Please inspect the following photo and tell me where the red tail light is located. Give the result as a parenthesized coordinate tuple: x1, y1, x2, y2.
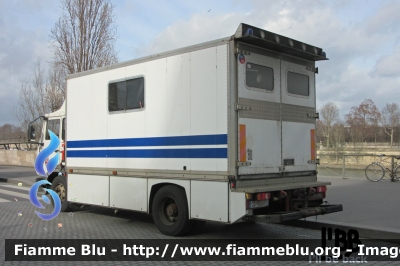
(256, 192, 270, 201)
(316, 186, 327, 193)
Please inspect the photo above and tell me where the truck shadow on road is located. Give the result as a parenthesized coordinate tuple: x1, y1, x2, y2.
(70, 204, 313, 238)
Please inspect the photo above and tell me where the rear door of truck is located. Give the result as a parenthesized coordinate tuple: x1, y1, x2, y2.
(237, 43, 317, 177)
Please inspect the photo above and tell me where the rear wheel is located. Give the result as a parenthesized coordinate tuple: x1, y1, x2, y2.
(51, 176, 72, 212)
(365, 163, 385, 182)
(152, 185, 193, 236)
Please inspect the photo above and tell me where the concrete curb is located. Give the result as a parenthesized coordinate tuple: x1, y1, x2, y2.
(283, 219, 400, 241)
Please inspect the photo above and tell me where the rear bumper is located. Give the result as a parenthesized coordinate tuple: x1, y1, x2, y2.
(244, 204, 343, 223)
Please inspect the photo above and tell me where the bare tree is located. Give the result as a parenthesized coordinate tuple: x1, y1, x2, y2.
(0, 124, 25, 140)
(13, 60, 49, 132)
(319, 102, 339, 148)
(13, 59, 65, 138)
(381, 103, 400, 147)
(46, 62, 66, 112)
(346, 99, 381, 142)
(50, 0, 118, 74)
(331, 120, 345, 148)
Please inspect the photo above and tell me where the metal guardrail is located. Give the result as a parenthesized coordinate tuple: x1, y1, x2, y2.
(0, 138, 39, 150)
(317, 154, 400, 179)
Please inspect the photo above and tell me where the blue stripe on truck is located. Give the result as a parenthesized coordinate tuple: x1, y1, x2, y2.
(67, 148, 228, 158)
(67, 134, 228, 148)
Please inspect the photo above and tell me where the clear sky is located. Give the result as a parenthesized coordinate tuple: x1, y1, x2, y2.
(1, 0, 399, 126)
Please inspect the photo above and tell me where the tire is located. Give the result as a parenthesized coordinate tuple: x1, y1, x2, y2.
(152, 185, 193, 236)
(365, 163, 385, 182)
(51, 176, 72, 212)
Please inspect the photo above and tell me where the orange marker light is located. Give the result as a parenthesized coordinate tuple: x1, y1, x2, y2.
(239, 124, 246, 162)
(310, 129, 316, 160)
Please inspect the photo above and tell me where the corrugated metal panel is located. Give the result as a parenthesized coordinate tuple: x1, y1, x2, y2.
(238, 98, 280, 121)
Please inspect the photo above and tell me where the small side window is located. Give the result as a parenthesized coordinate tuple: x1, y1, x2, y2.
(287, 72, 309, 96)
(109, 77, 144, 111)
(46, 119, 60, 140)
(62, 118, 65, 140)
(246, 63, 274, 91)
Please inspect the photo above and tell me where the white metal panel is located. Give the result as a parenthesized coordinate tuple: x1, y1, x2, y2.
(147, 179, 191, 215)
(190, 47, 217, 135)
(229, 190, 246, 223)
(216, 45, 228, 135)
(67, 77, 95, 141)
(110, 176, 147, 211)
(106, 68, 127, 170)
(191, 181, 228, 222)
(123, 63, 147, 171)
(216, 45, 229, 172)
(89, 71, 110, 169)
(89, 71, 109, 141)
(144, 59, 167, 170)
(166, 54, 191, 171)
(68, 174, 109, 206)
(124, 63, 147, 135)
(282, 122, 316, 172)
(238, 119, 281, 175)
(190, 47, 218, 171)
(67, 76, 95, 168)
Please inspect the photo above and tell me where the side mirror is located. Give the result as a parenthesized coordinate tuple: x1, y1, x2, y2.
(28, 125, 36, 141)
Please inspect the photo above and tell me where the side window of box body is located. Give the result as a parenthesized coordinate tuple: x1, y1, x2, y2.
(286, 71, 309, 97)
(108, 77, 145, 112)
(245, 62, 274, 92)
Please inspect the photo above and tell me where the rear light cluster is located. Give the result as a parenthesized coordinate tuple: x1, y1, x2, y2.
(256, 192, 270, 200)
(308, 186, 327, 200)
(245, 192, 270, 209)
(245, 192, 271, 201)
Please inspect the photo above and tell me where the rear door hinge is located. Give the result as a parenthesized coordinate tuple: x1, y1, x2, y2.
(237, 161, 251, 167)
(307, 112, 319, 119)
(306, 66, 318, 74)
(235, 104, 251, 111)
(308, 159, 320, 165)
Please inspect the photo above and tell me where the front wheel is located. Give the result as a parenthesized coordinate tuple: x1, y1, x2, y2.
(365, 163, 385, 182)
(51, 176, 73, 212)
(152, 185, 193, 236)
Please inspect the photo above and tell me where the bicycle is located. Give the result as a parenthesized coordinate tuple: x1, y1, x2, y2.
(365, 154, 400, 182)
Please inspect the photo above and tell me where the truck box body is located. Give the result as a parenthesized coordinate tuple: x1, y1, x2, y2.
(35, 24, 341, 234)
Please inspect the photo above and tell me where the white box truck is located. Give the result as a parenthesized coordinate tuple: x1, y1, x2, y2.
(29, 23, 342, 236)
